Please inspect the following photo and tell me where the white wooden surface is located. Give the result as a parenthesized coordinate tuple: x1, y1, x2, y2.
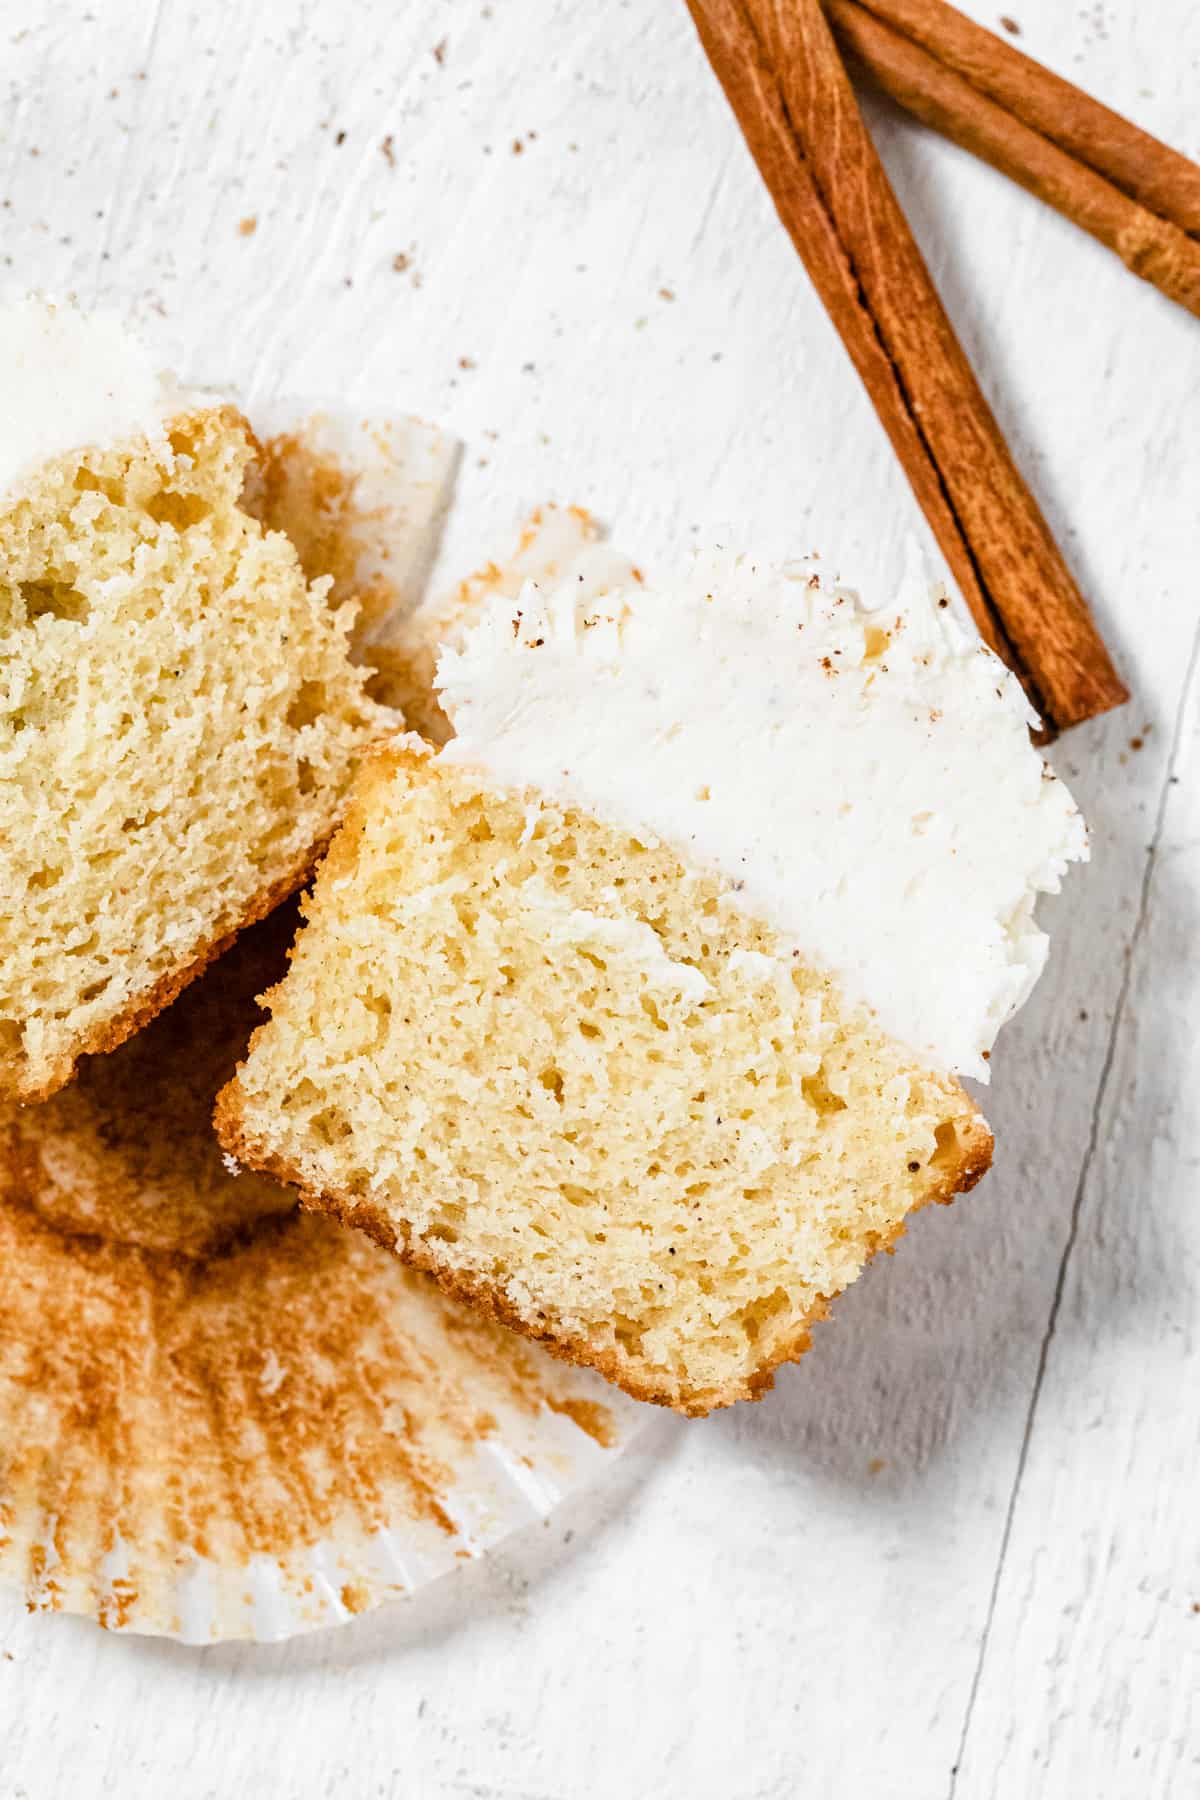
(1, 2, 1198, 1794)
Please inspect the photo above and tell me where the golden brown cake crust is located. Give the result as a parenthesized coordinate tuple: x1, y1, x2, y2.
(215, 1084, 992, 1418)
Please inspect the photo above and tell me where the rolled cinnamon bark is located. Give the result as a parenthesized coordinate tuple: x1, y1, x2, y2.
(828, 0, 1200, 319)
(684, 0, 1128, 731)
(838, 0, 1200, 235)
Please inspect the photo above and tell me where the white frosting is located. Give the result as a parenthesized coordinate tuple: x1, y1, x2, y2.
(437, 552, 1088, 1079)
(0, 296, 201, 496)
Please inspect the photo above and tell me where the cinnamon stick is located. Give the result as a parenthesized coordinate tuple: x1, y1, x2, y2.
(827, 0, 1200, 319)
(836, 0, 1200, 236)
(684, 0, 1127, 732)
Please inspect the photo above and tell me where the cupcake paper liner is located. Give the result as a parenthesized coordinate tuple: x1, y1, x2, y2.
(245, 401, 459, 652)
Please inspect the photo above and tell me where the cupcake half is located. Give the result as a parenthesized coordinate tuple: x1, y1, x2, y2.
(217, 554, 1086, 1414)
(0, 300, 393, 1101)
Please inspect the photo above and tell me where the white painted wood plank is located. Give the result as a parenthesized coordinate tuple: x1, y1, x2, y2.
(0, 1, 1197, 1794)
(953, 642, 1200, 1798)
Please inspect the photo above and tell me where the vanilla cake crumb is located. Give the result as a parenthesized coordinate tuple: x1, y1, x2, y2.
(218, 746, 992, 1413)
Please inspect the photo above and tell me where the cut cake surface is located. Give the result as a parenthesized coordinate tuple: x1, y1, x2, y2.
(0, 404, 392, 1101)
(217, 745, 992, 1415)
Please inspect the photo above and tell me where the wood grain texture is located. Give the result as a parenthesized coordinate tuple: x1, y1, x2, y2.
(953, 630, 1200, 1798)
(0, 1, 1197, 1795)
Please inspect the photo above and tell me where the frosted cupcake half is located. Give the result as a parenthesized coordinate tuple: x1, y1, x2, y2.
(217, 556, 1085, 1414)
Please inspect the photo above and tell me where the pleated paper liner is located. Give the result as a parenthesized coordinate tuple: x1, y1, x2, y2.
(243, 401, 459, 655)
(0, 911, 641, 1643)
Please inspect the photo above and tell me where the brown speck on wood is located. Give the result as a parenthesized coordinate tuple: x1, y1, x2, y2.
(237, 216, 257, 237)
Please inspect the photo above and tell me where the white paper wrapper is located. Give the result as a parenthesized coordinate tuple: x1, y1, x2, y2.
(243, 400, 460, 652)
(160, 1389, 640, 1645)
